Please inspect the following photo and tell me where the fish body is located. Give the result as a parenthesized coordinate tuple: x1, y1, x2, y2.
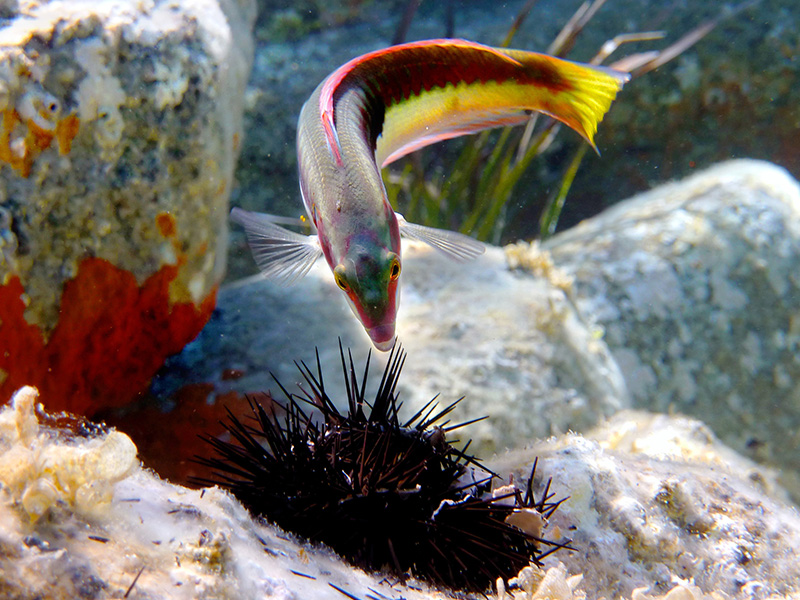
(295, 80, 404, 349)
(232, 39, 628, 351)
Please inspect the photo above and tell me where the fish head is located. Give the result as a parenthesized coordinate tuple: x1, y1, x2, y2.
(333, 232, 402, 352)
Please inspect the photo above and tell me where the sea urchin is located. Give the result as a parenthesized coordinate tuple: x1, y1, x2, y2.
(194, 343, 571, 592)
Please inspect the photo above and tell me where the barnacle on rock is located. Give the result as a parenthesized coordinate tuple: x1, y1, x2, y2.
(195, 343, 572, 592)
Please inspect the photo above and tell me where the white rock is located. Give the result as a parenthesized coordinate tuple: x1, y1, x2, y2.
(3, 388, 798, 599)
(493, 410, 800, 600)
(0, 0, 256, 331)
(541, 160, 800, 498)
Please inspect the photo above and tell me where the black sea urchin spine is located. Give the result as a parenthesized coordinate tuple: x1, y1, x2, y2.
(195, 343, 572, 592)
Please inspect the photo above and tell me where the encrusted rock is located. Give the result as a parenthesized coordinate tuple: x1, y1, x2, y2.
(0, 0, 256, 414)
(0, 387, 136, 521)
(0, 386, 450, 599)
(494, 410, 800, 599)
(2, 387, 798, 599)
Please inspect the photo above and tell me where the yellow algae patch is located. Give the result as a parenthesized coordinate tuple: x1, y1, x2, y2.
(55, 113, 80, 154)
(0, 386, 137, 520)
(505, 240, 574, 292)
(0, 81, 80, 177)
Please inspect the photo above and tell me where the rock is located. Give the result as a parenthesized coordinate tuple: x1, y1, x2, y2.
(0, 386, 438, 600)
(538, 159, 800, 498)
(3, 387, 798, 599)
(0, 0, 256, 415)
(150, 242, 629, 463)
(0, 386, 137, 521)
(494, 410, 800, 600)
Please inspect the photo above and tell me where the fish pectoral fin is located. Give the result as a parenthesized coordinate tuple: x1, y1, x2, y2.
(231, 207, 323, 285)
(396, 213, 485, 262)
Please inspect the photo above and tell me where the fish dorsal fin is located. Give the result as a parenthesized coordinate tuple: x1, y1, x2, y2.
(231, 208, 323, 285)
(318, 38, 627, 168)
(396, 213, 485, 262)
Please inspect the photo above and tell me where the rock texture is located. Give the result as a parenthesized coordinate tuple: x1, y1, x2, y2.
(495, 411, 800, 600)
(539, 159, 800, 498)
(3, 387, 798, 600)
(0, 387, 438, 600)
(0, 0, 256, 414)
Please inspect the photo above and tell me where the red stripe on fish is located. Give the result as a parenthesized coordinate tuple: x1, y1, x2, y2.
(318, 39, 576, 156)
(321, 110, 344, 167)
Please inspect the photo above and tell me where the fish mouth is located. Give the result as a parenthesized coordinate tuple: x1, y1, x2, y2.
(367, 324, 396, 352)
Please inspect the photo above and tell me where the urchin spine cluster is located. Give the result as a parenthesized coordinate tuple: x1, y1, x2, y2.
(195, 344, 571, 592)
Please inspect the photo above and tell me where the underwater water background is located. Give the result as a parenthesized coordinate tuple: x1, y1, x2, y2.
(229, 0, 799, 280)
(3, 2, 800, 596)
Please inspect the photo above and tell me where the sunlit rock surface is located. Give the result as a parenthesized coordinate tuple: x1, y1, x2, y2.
(538, 159, 800, 498)
(2, 388, 798, 599)
(0, 0, 256, 413)
(0, 387, 437, 600)
(496, 410, 800, 600)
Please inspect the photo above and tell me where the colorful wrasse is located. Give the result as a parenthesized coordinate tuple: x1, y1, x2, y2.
(232, 38, 628, 351)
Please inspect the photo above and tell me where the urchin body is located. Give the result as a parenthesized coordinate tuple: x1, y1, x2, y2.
(196, 345, 570, 592)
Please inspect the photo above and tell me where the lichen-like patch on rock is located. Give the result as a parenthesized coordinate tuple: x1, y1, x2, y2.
(0, 257, 217, 415)
(0, 85, 80, 177)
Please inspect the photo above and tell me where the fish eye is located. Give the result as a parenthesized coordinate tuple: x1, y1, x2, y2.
(389, 258, 401, 281)
(334, 265, 349, 291)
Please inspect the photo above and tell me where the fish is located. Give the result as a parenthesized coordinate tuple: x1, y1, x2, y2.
(232, 38, 628, 351)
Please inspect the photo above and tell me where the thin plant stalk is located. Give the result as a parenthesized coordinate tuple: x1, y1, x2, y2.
(539, 143, 589, 238)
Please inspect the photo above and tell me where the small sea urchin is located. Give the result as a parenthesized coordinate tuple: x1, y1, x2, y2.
(195, 344, 571, 592)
